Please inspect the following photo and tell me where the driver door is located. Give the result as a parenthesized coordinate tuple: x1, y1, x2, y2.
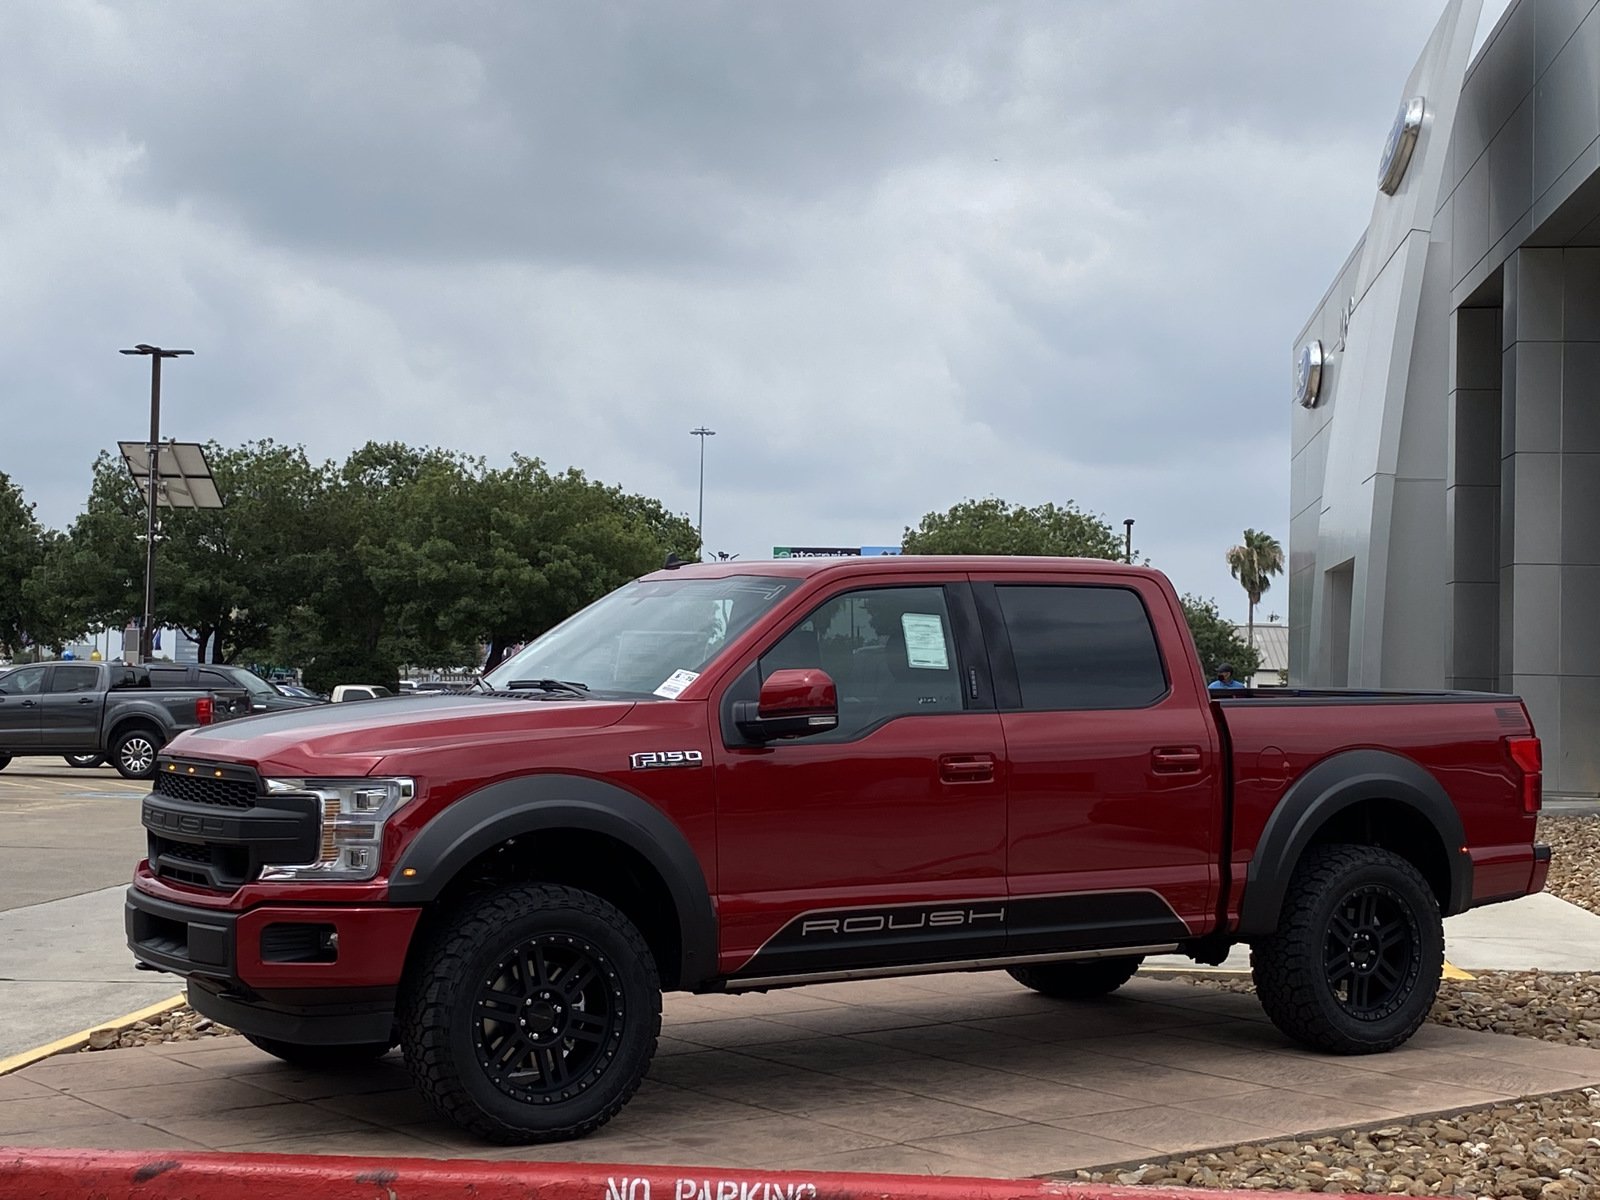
(712, 579, 1008, 980)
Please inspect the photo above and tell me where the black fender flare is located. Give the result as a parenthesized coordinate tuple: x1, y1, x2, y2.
(1237, 748, 1470, 937)
(387, 774, 718, 988)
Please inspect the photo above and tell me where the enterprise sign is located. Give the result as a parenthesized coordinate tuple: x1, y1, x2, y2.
(772, 546, 902, 558)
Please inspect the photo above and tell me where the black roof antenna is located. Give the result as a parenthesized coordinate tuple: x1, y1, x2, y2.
(663, 552, 685, 570)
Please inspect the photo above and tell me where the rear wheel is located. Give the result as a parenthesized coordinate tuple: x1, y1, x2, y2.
(244, 1034, 393, 1067)
(400, 883, 661, 1143)
(1251, 844, 1442, 1055)
(64, 754, 105, 769)
(1008, 955, 1144, 999)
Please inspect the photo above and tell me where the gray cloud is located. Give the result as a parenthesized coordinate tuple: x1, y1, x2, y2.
(1, 0, 1500, 621)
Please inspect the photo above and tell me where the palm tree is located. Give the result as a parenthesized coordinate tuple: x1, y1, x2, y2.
(1226, 529, 1285, 657)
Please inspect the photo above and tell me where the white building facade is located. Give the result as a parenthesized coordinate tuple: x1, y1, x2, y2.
(1292, 0, 1600, 796)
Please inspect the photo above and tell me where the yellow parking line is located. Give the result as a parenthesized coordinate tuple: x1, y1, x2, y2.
(0, 995, 184, 1076)
(1443, 960, 1475, 980)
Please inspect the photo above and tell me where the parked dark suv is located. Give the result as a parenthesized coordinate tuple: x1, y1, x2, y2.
(144, 664, 323, 714)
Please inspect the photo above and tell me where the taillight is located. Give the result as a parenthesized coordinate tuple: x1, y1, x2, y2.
(1505, 735, 1542, 814)
(195, 696, 214, 726)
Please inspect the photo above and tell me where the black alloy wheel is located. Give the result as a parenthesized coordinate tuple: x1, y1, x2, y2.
(1252, 843, 1442, 1055)
(473, 933, 623, 1106)
(401, 883, 660, 1143)
(1323, 884, 1419, 1020)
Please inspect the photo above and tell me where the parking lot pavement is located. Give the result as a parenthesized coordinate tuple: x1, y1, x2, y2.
(3, 974, 1599, 1174)
(0, 765, 176, 1059)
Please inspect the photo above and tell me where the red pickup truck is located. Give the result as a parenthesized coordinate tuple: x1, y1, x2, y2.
(126, 557, 1550, 1143)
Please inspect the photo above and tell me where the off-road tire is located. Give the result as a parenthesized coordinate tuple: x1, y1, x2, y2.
(1251, 843, 1442, 1055)
(64, 754, 105, 769)
(111, 727, 163, 779)
(243, 1034, 393, 1066)
(0, 754, 10, 771)
(399, 883, 661, 1144)
(1008, 955, 1144, 999)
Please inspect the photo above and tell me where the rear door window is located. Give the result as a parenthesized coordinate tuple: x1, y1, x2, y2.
(996, 585, 1168, 711)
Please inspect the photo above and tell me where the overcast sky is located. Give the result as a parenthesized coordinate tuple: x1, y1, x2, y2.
(2, 0, 1511, 623)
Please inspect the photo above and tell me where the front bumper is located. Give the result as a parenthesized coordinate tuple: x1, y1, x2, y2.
(125, 882, 423, 1044)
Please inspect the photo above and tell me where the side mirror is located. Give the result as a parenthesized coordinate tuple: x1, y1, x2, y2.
(734, 668, 839, 742)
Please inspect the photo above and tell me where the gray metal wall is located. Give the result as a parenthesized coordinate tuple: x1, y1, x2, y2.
(1292, 0, 1600, 795)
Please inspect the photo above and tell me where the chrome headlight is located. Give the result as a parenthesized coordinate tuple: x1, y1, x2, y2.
(258, 777, 415, 882)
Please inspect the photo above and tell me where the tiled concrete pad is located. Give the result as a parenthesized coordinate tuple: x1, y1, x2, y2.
(7, 975, 1600, 1178)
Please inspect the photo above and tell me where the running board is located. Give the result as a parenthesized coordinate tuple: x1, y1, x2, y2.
(720, 943, 1180, 992)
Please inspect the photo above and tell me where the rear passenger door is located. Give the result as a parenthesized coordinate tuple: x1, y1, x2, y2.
(973, 574, 1223, 951)
(39, 664, 102, 749)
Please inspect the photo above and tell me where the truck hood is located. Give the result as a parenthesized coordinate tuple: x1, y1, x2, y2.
(164, 693, 638, 776)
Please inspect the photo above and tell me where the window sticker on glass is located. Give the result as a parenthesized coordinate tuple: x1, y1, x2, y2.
(653, 669, 700, 699)
(901, 613, 950, 670)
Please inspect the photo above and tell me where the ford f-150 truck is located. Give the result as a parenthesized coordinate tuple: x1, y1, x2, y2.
(0, 660, 247, 778)
(125, 557, 1550, 1143)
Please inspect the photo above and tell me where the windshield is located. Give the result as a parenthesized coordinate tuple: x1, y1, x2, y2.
(484, 574, 798, 697)
(233, 669, 281, 699)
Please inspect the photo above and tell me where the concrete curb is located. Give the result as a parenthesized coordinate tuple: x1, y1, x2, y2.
(0, 1149, 1325, 1200)
(0, 995, 185, 1077)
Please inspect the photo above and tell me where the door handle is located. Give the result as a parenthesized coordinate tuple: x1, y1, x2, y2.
(20, 700, 36, 708)
(77, 697, 95, 705)
(940, 753, 995, 783)
(1151, 747, 1203, 774)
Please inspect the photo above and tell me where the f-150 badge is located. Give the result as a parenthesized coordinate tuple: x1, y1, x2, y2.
(630, 750, 704, 769)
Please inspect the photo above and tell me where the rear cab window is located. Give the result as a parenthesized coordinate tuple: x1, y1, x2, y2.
(988, 583, 1170, 711)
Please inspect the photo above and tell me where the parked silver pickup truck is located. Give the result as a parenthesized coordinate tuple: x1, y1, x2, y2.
(0, 661, 248, 779)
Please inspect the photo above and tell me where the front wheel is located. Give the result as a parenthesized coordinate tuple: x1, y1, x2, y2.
(1008, 955, 1144, 999)
(1251, 844, 1442, 1055)
(244, 1034, 394, 1067)
(112, 728, 163, 779)
(400, 883, 661, 1144)
(64, 754, 106, 769)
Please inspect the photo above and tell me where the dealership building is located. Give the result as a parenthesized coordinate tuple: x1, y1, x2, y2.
(1291, 0, 1600, 795)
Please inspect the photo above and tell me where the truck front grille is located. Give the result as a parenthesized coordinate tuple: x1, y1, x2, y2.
(154, 771, 257, 809)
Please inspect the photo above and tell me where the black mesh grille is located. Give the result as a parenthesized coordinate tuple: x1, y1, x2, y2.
(154, 772, 257, 809)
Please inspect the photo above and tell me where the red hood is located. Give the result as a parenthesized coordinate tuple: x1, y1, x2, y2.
(165, 693, 638, 777)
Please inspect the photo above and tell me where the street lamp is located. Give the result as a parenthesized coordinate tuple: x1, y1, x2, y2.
(1123, 518, 1135, 565)
(120, 344, 193, 661)
(690, 426, 716, 556)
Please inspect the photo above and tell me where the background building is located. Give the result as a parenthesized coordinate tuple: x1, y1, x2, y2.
(1292, 0, 1600, 796)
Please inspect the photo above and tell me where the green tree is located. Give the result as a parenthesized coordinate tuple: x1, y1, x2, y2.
(901, 497, 1123, 558)
(1225, 529, 1285, 650)
(0, 472, 45, 657)
(1181, 593, 1260, 682)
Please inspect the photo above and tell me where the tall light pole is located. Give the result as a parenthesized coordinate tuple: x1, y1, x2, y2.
(1123, 518, 1135, 565)
(690, 426, 715, 556)
(120, 344, 193, 661)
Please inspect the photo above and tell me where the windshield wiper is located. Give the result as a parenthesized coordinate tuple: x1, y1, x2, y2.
(504, 678, 591, 696)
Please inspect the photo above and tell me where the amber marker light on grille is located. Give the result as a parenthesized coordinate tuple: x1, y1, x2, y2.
(402, 868, 418, 877)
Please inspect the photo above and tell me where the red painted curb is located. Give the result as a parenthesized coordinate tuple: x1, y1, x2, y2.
(0, 1148, 1325, 1200)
